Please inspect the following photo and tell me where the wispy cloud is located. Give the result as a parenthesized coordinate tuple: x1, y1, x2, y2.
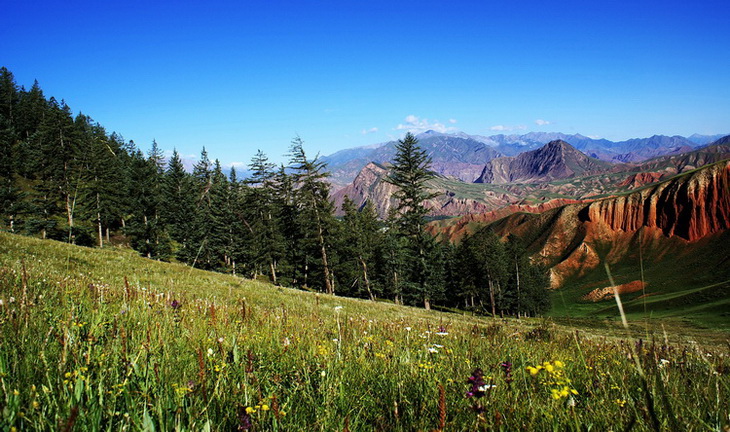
(361, 127, 379, 135)
(490, 124, 527, 132)
(535, 119, 551, 126)
(396, 115, 458, 134)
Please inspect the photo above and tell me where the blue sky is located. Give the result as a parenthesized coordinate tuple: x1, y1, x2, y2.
(2, 0, 728, 167)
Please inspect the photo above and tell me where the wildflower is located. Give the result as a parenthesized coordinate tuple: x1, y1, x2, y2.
(334, 306, 343, 311)
(238, 406, 253, 430)
(659, 359, 670, 367)
(466, 368, 488, 398)
(526, 366, 540, 376)
(428, 347, 439, 353)
(436, 325, 448, 336)
(405, 327, 412, 332)
(261, 404, 270, 411)
(207, 348, 214, 357)
(500, 361, 513, 385)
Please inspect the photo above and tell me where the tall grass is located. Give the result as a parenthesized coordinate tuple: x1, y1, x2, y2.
(0, 232, 728, 430)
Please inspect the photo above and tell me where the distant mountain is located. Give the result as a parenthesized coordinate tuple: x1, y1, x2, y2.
(322, 131, 714, 188)
(474, 140, 614, 184)
(321, 132, 502, 187)
(688, 133, 729, 146)
(616, 135, 730, 185)
(331, 162, 523, 218)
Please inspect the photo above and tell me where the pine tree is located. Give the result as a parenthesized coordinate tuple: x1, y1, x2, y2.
(384, 132, 440, 309)
(160, 149, 195, 251)
(74, 114, 126, 247)
(0, 67, 20, 231)
(288, 137, 337, 294)
(125, 142, 170, 259)
(340, 198, 384, 300)
(242, 150, 284, 281)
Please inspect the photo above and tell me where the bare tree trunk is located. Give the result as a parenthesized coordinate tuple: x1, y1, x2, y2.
(488, 277, 496, 317)
(359, 257, 374, 301)
(424, 298, 431, 310)
(393, 270, 400, 304)
(96, 192, 103, 248)
(313, 206, 333, 295)
(515, 260, 521, 317)
(270, 261, 278, 285)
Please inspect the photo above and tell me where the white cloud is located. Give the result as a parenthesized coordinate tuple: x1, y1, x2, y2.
(361, 127, 379, 135)
(490, 124, 527, 132)
(535, 119, 551, 126)
(395, 115, 457, 134)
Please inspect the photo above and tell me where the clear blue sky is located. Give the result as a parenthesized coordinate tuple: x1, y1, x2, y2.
(2, 0, 728, 167)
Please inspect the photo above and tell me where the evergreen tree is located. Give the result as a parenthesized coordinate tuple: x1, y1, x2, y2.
(0, 68, 20, 230)
(180, 147, 219, 268)
(160, 149, 195, 252)
(339, 197, 384, 300)
(242, 150, 285, 281)
(125, 142, 170, 259)
(74, 114, 126, 247)
(288, 137, 337, 294)
(384, 132, 440, 309)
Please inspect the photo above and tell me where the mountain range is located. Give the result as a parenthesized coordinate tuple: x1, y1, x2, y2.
(321, 131, 724, 187)
(428, 159, 730, 319)
(331, 135, 730, 219)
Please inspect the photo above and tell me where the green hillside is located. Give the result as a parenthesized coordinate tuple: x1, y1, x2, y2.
(0, 232, 728, 430)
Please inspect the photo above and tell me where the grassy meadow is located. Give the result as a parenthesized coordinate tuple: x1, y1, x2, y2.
(0, 231, 728, 431)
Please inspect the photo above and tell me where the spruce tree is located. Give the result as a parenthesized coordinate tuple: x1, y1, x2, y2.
(288, 137, 337, 294)
(385, 132, 440, 309)
(340, 198, 383, 300)
(243, 150, 284, 281)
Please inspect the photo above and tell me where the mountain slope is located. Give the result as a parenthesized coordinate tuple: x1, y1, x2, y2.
(474, 140, 615, 184)
(474, 160, 730, 320)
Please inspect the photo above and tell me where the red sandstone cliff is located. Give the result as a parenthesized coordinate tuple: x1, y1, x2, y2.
(582, 160, 730, 241)
(455, 160, 730, 288)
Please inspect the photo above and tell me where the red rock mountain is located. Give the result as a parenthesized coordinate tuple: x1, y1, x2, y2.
(434, 160, 730, 289)
(331, 162, 520, 218)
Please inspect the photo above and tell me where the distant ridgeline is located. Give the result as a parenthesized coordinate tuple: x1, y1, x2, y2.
(0, 67, 551, 316)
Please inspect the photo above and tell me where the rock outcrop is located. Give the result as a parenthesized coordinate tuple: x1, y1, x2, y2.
(446, 160, 730, 291)
(617, 172, 663, 189)
(581, 160, 730, 241)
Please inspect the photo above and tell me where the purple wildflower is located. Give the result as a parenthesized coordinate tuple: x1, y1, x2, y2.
(171, 299, 182, 310)
(466, 368, 487, 398)
(500, 361, 513, 386)
(237, 406, 253, 430)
